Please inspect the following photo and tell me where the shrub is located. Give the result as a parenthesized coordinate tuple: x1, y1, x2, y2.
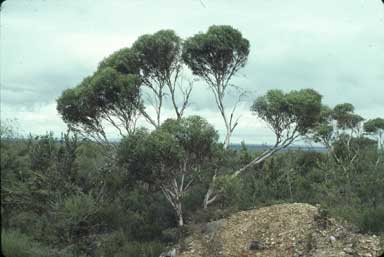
(358, 207, 384, 234)
(1, 230, 75, 257)
(115, 241, 165, 257)
(1, 230, 35, 257)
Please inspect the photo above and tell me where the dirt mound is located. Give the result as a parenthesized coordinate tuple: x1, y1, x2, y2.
(178, 203, 383, 257)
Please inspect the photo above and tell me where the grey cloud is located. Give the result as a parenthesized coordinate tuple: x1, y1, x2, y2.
(1, 0, 383, 142)
(2, 66, 92, 107)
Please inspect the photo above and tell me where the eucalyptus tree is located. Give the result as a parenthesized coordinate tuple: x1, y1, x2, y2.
(364, 118, 384, 151)
(311, 102, 379, 204)
(57, 29, 193, 144)
(312, 103, 365, 166)
(311, 104, 383, 205)
(182, 25, 250, 148)
(237, 89, 322, 174)
(118, 116, 218, 226)
(203, 88, 323, 208)
(132, 29, 192, 125)
(57, 68, 142, 145)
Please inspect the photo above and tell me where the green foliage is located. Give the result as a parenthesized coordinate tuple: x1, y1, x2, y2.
(4, 25, 384, 257)
(364, 118, 384, 150)
(56, 79, 99, 131)
(332, 103, 364, 130)
(239, 141, 252, 164)
(2, 230, 37, 257)
(98, 47, 139, 74)
(182, 25, 250, 147)
(182, 25, 249, 80)
(358, 208, 384, 234)
(364, 118, 384, 133)
(2, 110, 384, 257)
(251, 89, 322, 136)
(119, 116, 219, 185)
(57, 67, 142, 138)
(54, 193, 99, 226)
(88, 68, 141, 113)
(132, 29, 182, 80)
(1, 230, 75, 257)
(115, 241, 165, 257)
(160, 116, 219, 162)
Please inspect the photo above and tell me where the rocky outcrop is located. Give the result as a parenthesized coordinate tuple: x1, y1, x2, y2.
(177, 203, 383, 257)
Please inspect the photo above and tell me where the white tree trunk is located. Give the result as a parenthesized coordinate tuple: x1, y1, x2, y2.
(176, 203, 184, 226)
(203, 184, 215, 209)
(223, 130, 232, 149)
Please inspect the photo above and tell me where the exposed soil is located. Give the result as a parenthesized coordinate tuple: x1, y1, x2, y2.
(177, 203, 383, 257)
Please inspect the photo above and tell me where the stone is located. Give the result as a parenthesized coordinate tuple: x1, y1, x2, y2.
(247, 240, 266, 251)
(176, 203, 382, 257)
(159, 248, 177, 257)
(342, 247, 354, 254)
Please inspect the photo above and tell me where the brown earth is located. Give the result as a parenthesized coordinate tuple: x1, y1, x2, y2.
(177, 203, 383, 257)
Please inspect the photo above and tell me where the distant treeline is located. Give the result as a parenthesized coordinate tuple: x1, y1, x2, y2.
(230, 144, 327, 152)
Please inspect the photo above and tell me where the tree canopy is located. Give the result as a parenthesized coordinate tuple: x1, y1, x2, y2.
(182, 25, 250, 148)
(234, 88, 322, 175)
(182, 25, 249, 83)
(364, 118, 384, 150)
(57, 68, 142, 142)
(58, 29, 193, 137)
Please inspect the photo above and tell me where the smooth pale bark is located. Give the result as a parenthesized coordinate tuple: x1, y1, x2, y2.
(203, 174, 217, 209)
(166, 69, 193, 120)
(223, 131, 232, 150)
(176, 202, 184, 227)
(161, 175, 193, 226)
(201, 68, 243, 149)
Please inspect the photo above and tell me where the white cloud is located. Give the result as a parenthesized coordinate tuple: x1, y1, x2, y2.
(1, 102, 67, 136)
(1, 0, 383, 144)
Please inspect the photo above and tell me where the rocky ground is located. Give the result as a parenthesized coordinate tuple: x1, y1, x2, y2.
(176, 203, 383, 257)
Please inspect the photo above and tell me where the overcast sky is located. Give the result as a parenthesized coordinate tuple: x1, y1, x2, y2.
(1, 0, 383, 144)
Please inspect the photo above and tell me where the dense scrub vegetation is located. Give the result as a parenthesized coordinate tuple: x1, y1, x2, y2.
(1, 117, 383, 257)
(2, 25, 383, 256)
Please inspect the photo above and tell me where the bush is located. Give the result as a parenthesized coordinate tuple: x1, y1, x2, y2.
(1, 230, 35, 257)
(358, 207, 384, 234)
(192, 207, 233, 224)
(161, 228, 178, 243)
(115, 241, 165, 257)
(95, 230, 127, 257)
(1, 230, 75, 257)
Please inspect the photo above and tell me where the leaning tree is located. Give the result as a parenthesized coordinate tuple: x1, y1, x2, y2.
(57, 68, 142, 145)
(203, 88, 323, 208)
(58, 29, 193, 144)
(182, 25, 250, 149)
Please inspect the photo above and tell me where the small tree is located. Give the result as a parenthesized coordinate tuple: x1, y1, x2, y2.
(364, 118, 384, 151)
(119, 116, 218, 226)
(312, 103, 366, 169)
(203, 88, 323, 208)
(182, 25, 250, 148)
(236, 89, 322, 173)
